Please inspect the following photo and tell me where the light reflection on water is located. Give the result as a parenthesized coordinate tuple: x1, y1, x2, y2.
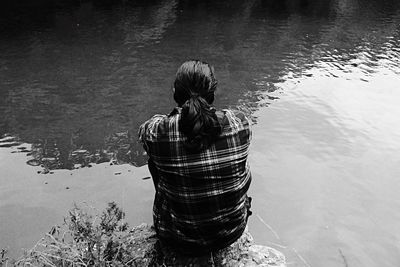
(1, 0, 400, 265)
(250, 64, 400, 266)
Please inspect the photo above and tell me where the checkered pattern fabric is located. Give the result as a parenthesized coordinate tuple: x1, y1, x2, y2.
(138, 107, 252, 254)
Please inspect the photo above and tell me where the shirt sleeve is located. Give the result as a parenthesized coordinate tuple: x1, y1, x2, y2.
(231, 109, 252, 142)
(138, 120, 150, 152)
(243, 113, 252, 142)
(138, 114, 166, 152)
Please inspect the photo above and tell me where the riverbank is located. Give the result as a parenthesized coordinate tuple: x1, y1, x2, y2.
(0, 146, 286, 266)
(125, 224, 286, 266)
(2, 200, 285, 266)
(0, 144, 154, 258)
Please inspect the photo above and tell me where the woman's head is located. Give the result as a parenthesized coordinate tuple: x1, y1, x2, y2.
(173, 60, 221, 151)
(173, 60, 217, 106)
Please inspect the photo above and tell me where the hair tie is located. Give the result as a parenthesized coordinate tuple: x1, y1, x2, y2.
(190, 93, 200, 99)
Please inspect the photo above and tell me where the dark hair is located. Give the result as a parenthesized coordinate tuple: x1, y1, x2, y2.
(173, 60, 221, 151)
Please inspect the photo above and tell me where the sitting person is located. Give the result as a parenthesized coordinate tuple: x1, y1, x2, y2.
(138, 60, 252, 255)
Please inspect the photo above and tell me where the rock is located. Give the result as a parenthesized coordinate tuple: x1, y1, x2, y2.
(125, 224, 286, 267)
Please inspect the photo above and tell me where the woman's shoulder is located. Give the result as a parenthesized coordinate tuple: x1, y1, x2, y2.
(140, 114, 168, 129)
(217, 109, 251, 127)
(140, 108, 180, 128)
(215, 109, 252, 142)
(138, 112, 178, 141)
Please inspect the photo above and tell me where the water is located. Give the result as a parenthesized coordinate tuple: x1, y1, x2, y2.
(1, 0, 400, 266)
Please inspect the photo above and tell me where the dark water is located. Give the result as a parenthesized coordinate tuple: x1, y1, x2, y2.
(1, 0, 400, 266)
(2, 0, 397, 170)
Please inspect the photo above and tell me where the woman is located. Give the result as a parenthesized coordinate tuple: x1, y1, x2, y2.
(138, 60, 252, 255)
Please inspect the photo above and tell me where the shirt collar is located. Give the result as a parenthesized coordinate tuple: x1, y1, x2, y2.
(168, 107, 182, 117)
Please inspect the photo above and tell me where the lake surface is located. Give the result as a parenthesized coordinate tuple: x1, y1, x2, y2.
(1, 0, 400, 266)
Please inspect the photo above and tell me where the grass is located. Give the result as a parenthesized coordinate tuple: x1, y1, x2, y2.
(0, 202, 148, 267)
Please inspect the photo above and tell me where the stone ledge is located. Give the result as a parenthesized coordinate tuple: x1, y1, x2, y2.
(126, 223, 286, 266)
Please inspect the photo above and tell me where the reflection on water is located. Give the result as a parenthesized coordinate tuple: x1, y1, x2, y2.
(249, 66, 400, 266)
(0, 130, 146, 173)
(1, 0, 400, 265)
(2, 0, 399, 168)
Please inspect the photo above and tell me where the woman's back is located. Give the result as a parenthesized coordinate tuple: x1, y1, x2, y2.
(139, 108, 251, 254)
(138, 60, 252, 255)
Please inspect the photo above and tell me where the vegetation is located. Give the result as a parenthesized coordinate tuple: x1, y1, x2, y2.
(0, 202, 287, 266)
(1, 202, 148, 267)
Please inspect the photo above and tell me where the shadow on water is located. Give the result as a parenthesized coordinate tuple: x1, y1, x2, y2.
(0, 0, 400, 170)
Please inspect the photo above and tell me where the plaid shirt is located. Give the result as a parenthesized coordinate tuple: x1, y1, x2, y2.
(138, 107, 252, 254)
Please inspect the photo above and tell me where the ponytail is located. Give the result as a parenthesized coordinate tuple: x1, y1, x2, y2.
(173, 60, 221, 151)
(180, 95, 221, 151)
